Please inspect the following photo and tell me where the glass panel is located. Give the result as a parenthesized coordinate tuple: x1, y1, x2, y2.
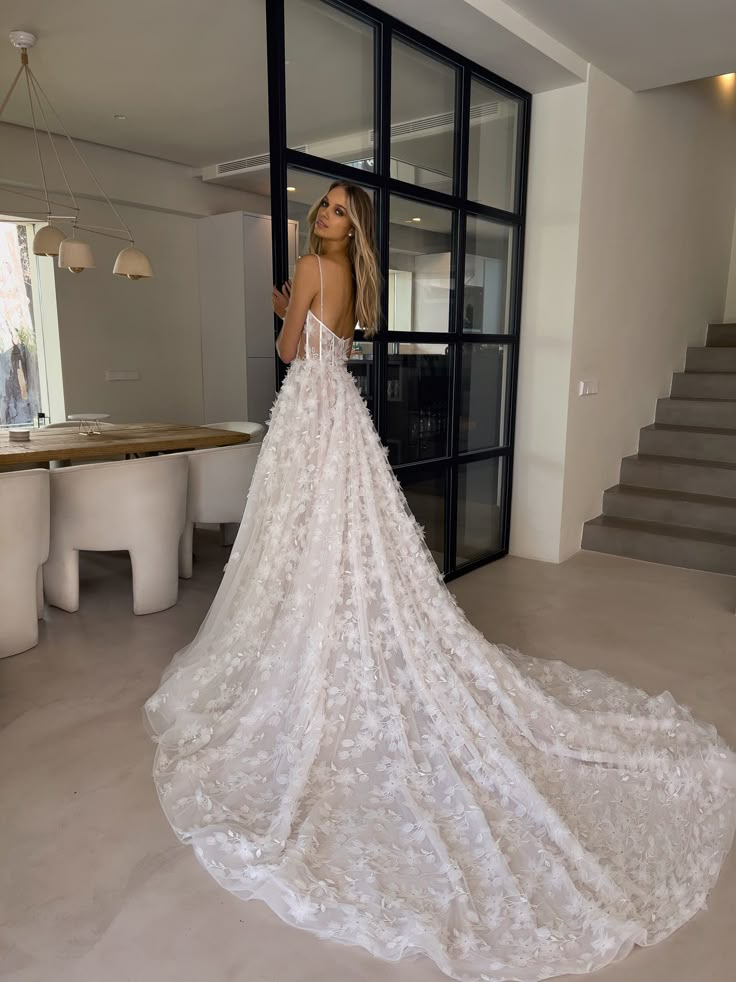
(391, 39, 456, 194)
(468, 78, 520, 212)
(385, 342, 450, 465)
(457, 457, 504, 564)
(463, 216, 513, 335)
(399, 463, 446, 571)
(389, 197, 453, 333)
(285, 0, 375, 170)
(459, 343, 509, 452)
(286, 169, 376, 275)
(347, 340, 374, 412)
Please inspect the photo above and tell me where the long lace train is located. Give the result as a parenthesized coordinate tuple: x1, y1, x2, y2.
(145, 329, 736, 982)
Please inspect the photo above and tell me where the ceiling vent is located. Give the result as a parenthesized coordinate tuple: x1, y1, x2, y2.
(200, 102, 504, 185)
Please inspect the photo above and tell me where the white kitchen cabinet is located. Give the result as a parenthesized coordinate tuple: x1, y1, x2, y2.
(197, 212, 298, 426)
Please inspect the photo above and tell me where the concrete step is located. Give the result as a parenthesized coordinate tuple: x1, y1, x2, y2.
(671, 372, 736, 399)
(620, 454, 736, 499)
(602, 484, 736, 535)
(706, 323, 736, 347)
(655, 397, 736, 429)
(582, 515, 736, 576)
(639, 423, 736, 463)
(686, 346, 736, 372)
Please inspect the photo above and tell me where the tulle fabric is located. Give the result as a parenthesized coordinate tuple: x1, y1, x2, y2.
(145, 313, 736, 982)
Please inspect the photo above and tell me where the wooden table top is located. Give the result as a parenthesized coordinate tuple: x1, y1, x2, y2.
(0, 422, 251, 466)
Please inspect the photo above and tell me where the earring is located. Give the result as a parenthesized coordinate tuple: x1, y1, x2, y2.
(349, 231, 354, 238)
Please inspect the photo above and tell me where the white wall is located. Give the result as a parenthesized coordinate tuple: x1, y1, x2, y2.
(510, 82, 588, 562)
(559, 69, 736, 558)
(51, 200, 207, 423)
(724, 207, 736, 321)
(513, 70, 736, 563)
(0, 122, 270, 423)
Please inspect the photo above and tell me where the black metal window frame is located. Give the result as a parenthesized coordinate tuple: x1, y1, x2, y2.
(267, 0, 532, 582)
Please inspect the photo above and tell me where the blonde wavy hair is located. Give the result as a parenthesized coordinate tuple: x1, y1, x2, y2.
(307, 181, 380, 337)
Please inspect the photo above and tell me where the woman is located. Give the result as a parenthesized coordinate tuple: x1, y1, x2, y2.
(145, 182, 736, 982)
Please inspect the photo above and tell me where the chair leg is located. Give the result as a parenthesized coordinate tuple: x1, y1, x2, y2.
(179, 522, 194, 579)
(36, 566, 44, 619)
(220, 522, 239, 547)
(43, 547, 80, 612)
(130, 542, 180, 615)
(0, 569, 40, 657)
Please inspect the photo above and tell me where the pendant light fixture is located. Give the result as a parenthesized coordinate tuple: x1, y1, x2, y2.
(0, 30, 153, 279)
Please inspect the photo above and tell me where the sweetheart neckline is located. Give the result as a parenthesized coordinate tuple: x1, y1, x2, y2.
(306, 309, 354, 344)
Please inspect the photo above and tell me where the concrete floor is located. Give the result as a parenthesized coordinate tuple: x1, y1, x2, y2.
(1, 536, 734, 982)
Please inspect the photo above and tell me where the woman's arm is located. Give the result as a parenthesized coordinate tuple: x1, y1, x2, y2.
(275, 255, 320, 364)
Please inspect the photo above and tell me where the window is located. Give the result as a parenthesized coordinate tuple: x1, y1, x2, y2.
(0, 220, 63, 426)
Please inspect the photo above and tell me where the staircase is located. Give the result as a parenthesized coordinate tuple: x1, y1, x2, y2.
(582, 322, 736, 575)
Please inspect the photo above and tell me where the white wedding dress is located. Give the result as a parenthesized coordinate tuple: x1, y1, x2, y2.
(145, 259, 736, 982)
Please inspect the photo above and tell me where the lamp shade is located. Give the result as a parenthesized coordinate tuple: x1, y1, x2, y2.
(113, 246, 153, 280)
(58, 238, 95, 273)
(33, 223, 66, 257)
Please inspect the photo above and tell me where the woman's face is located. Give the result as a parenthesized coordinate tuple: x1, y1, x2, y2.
(313, 186, 352, 242)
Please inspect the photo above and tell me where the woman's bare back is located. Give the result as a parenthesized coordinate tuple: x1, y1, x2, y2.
(309, 255, 355, 339)
(294, 255, 355, 360)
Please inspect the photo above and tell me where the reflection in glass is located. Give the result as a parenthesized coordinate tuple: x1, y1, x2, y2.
(391, 39, 456, 194)
(468, 78, 520, 212)
(285, 0, 375, 170)
(347, 341, 374, 411)
(385, 343, 450, 465)
(463, 217, 513, 335)
(399, 463, 446, 570)
(459, 344, 508, 452)
(457, 457, 504, 564)
(389, 198, 453, 333)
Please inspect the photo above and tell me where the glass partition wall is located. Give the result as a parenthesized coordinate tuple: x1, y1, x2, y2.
(267, 0, 530, 580)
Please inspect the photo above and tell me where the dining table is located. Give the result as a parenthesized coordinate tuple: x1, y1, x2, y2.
(0, 422, 251, 467)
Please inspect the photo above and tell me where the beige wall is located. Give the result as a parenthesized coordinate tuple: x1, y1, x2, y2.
(559, 69, 736, 558)
(0, 122, 269, 423)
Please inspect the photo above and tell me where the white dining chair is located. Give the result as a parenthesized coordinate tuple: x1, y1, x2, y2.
(204, 421, 266, 443)
(0, 469, 50, 657)
(44, 454, 188, 615)
(0, 463, 49, 472)
(177, 442, 261, 578)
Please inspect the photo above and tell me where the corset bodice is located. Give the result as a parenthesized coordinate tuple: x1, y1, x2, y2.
(293, 254, 354, 366)
(296, 310, 353, 366)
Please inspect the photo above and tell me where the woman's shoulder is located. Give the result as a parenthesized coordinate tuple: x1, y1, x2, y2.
(314, 253, 352, 280)
(294, 253, 321, 275)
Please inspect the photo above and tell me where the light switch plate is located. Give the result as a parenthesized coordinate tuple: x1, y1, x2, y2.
(105, 370, 139, 381)
(578, 379, 598, 396)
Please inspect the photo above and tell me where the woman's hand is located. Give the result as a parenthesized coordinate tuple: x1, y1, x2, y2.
(271, 280, 292, 319)
(275, 257, 319, 363)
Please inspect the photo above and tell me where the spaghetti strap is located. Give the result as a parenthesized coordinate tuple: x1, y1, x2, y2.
(316, 253, 324, 324)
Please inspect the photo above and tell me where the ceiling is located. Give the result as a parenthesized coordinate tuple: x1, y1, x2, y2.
(0, 0, 270, 167)
(501, 0, 736, 91)
(0, 0, 581, 179)
(0, 0, 733, 187)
